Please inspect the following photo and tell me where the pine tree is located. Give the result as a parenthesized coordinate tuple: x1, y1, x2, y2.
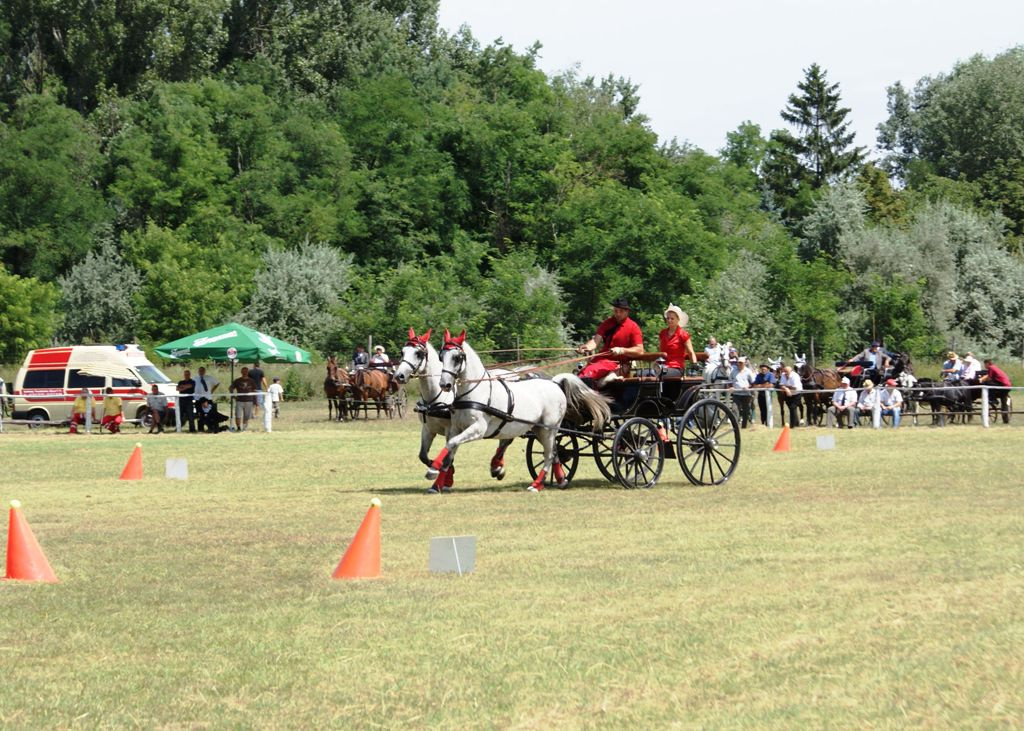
(779, 63, 866, 187)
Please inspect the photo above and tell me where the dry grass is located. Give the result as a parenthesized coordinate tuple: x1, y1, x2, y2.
(1, 402, 1022, 728)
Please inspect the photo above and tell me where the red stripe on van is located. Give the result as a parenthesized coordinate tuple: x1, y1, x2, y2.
(28, 348, 73, 368)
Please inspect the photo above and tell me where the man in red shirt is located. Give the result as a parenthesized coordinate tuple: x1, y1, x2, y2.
(981, 359, 1013, 423)
(576, 297, 644, 381)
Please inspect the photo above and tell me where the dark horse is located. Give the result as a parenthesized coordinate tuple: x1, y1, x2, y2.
(325, 356, 350, 421)
(796, 358, 843, 426)
(350, 367, 397, 418)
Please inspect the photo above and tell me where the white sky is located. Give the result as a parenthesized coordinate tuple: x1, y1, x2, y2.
(437, 0, 1024, 156)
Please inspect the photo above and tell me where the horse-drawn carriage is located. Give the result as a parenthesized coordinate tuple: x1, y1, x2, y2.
(395, 330, 741, 492)
(324, 356, 407, 421)
(523, 354, 741, 489)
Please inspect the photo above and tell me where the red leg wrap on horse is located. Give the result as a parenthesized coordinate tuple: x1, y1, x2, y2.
(444, 467, 455, 488)
(430, 447, 449, 470)
(530, 469, 546, 491)
(553, 462, 566, 484)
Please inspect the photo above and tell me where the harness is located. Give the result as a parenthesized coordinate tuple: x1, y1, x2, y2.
(443, 342, 537, 438)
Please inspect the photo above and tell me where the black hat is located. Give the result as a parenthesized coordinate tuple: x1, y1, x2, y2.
(610, 297, 631, 310)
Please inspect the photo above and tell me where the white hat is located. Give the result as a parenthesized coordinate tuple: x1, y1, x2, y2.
(374, 345, 384, 352)
(663, 303, 689, 327)
(841, 376, 850, 384)
(737, 356, 746, 362)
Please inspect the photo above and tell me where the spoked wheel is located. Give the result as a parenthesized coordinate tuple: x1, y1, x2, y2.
(611, 417, 665, 489)
(676, 398, 740, 486)
(591, 418, 622, 482)
(526, 431, 581, 488)
(394, 390, 407, 418)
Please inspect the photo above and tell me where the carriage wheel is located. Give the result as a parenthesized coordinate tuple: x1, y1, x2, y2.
(611, 417, 665, 489)
(591, 417, 622, 483)
(676, 398, 740, 486)
(395, 390, 408, 419)
(526, 431, 581, 488)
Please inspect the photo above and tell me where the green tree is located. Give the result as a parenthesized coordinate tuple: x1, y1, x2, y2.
(238, 241, 354, 353)
(0, 265, 60, 360)
(0, 94, 108, 278)
(57, 237, 141, 343)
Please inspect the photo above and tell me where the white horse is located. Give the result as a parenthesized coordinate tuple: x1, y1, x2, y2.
(434, 329, 611, 492)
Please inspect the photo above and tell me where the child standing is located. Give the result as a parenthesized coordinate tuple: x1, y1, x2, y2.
(268, 376, 284, 418)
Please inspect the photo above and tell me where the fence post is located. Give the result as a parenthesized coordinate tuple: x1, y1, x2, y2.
(981, 385, 989, 428)
(174, 397, 182, 433)
(767, 388, 774, 429)
(872, 393, 881, 429)
(85, 394, 93, 433)
(263, 391, 272, 432)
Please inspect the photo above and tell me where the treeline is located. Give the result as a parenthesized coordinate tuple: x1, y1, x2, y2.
(2, 1, 1023, 363)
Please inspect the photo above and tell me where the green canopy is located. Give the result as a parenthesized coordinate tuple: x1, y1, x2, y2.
(154, 323, 312, 364)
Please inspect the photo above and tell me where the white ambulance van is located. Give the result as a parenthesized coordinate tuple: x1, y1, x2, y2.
(12, 345, 177, 426)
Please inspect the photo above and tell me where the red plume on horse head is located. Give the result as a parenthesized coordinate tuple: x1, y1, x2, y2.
(442, 329, 466, 350)
(407, 327, 433, 346)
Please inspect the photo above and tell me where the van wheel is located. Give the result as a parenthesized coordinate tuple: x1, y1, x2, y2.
(137, 407, 152, 428)
(28, 410, 48, 429)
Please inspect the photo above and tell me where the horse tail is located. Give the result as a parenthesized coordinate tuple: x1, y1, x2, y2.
(553, 373, 612, 432)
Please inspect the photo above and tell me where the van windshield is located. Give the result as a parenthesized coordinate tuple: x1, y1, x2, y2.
(137, 365, 173, 384)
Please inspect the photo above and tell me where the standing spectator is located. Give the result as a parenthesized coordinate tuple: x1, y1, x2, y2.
(101, 387, 124, 434)
(658, 304, 697, 376)
(146, 384, 168, 433)
(248, 360, 267, 416)
(752, 363, 777, 426)
(267, 376, 285, 418)
(230, 366, 258, 431)
(855, 379, 878, 426)
(941, 352, 961, 382)
(879, 379, 903, 427)
(176, 368, 197, 432)
(353, 344, 370, 368)
(980, 358, 1012, 423)
(69, 387, 95, 434)
(731, 356, 755, 428)
(192, 366, 220, 431)
(827, 376, 857, 428)
(370, 345, 390, 368)
(575, 297, 644, 382)
(777, 364, 803, 428)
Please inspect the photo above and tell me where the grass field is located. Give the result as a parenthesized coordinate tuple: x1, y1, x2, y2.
(1, 401, 1022, 728)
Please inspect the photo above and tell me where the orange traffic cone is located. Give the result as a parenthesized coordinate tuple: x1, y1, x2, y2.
(332, 498, 382, 580)
(5, 500, 58, 583)
(772, 425, 791, 452)
(120, 442, 143, 480)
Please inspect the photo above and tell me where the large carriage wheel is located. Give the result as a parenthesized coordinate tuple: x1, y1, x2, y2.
(394, 389, 408, 419)
(526, 431, 581, 488)
(611, 417, 665, 489)
(676, 398, 740, 486)
(591, 417, 623, 482)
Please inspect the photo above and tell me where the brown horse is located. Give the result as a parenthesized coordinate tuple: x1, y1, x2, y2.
(797, 361, 844, 425)
(325, 356, 351, 421)
(350, 367, 396, 418)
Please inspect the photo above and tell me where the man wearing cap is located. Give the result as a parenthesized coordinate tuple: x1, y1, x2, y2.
(577, 297, 644, 382)
(879, 378, 903, 427)
(752, 363, 777, 426)
(844, 340, 892, 385)
(731, 356, 755, 428)
(827, 376, 857, 428)
(855, 379, 878, 426)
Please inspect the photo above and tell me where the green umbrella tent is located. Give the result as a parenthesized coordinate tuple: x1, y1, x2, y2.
(154, 323, 312, 364)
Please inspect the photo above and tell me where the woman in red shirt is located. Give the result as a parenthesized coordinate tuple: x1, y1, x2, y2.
(659, 304, 697, 376)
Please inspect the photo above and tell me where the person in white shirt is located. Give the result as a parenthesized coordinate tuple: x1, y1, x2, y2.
(146, 384, 168, 434)
(879, 378, 904, 427)
(703, 336, 724, 382)
(731, 356, 755, 428)
(827, 376, 857, 428)
(855, 379, 878, 426)
(267, 377, 285, 418)
(960, 351, 981, 381)
(370, 345, 390, 369)
(777, 364, 803, 428)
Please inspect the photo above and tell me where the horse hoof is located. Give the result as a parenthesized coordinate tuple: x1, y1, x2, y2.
(491, 467, 505, 480)
(425, 467, 439, 480)
(527, 484, 544, 493)
(556, 479, 569, 489)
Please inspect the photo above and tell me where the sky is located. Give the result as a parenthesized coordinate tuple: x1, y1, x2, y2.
(437, 0, 1024, 156)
